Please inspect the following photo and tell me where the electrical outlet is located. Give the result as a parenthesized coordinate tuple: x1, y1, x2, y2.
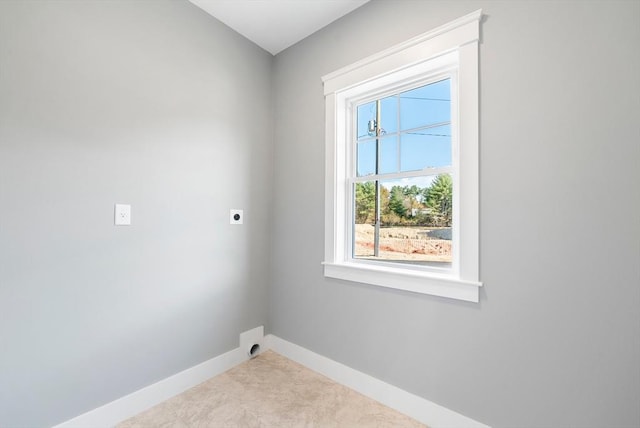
(230, 209, 243, 225)
(115, 204, 131, 226)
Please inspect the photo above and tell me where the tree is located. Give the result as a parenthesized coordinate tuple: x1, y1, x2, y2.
(380, 185, 390, 217)
(425, 174, 453, 226)
(403, 185, 422, 217)
(354, 182, 376, 223)
(388, 186, 406, 218)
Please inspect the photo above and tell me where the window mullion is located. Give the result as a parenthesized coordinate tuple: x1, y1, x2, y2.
(352, 166, 454, 184)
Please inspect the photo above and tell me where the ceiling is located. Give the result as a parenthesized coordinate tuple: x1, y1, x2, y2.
(189, 0, 370, 55)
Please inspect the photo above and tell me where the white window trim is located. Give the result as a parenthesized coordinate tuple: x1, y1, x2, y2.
(322, 10, 482, 303)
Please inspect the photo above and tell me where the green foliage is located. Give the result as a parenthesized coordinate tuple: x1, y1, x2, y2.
(355, 174, 452, 227)
(424, 174, 452, 226)
(354, 181, 376, 224)
(388, 186, 407, 218)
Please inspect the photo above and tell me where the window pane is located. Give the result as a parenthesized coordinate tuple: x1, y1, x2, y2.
(357, 101, 376, 140)
(357, 135, 399, 176)
(400, 79, 450, 131)
(379, 135, 398, 174)
(353, 175, 452, 267)
(354, 181, 375, 258)
(379, 95, 397, 135)
(357, 140, 376, 176)
(400, 125, 451, 171)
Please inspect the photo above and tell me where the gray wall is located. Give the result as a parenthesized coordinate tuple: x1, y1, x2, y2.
(270, 1, 640, 427)
(0, 1, 273, 426)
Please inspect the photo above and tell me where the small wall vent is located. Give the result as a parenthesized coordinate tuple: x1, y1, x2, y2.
(249, 343, 260, 358)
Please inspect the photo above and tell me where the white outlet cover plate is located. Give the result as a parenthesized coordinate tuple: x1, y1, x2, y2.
(230, 209, 243, 225)
(115, 204, 131, 226)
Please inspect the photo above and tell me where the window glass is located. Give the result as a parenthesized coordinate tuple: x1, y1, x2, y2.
(353, 174, 453, 267)
(357, 135, 398, 176)
(379, 135, 398, 174)
(357, 101, 376, 140)
(353, 181, 376, 257)
(356, 140, 375, 177)
(353, 78, 453, 267)
(379, 95, 398, 135)
(400, 79, 450, 131)
(400, 124, 451, 171)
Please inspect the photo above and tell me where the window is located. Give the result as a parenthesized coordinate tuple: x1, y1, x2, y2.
(322, 10, 482, 302)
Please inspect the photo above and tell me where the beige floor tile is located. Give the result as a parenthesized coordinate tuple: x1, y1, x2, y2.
(117, 351, 426, 428)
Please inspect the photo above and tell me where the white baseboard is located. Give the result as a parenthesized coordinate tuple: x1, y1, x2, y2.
(52, 345, 247, 428)
(264, 334, 490, 428)
(53, 330, 489, 428)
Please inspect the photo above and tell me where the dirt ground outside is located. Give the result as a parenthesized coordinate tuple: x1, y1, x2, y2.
(354, 224, 452, 263)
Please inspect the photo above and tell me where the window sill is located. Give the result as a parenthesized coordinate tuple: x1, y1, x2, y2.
(322, 262, 482, 302)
